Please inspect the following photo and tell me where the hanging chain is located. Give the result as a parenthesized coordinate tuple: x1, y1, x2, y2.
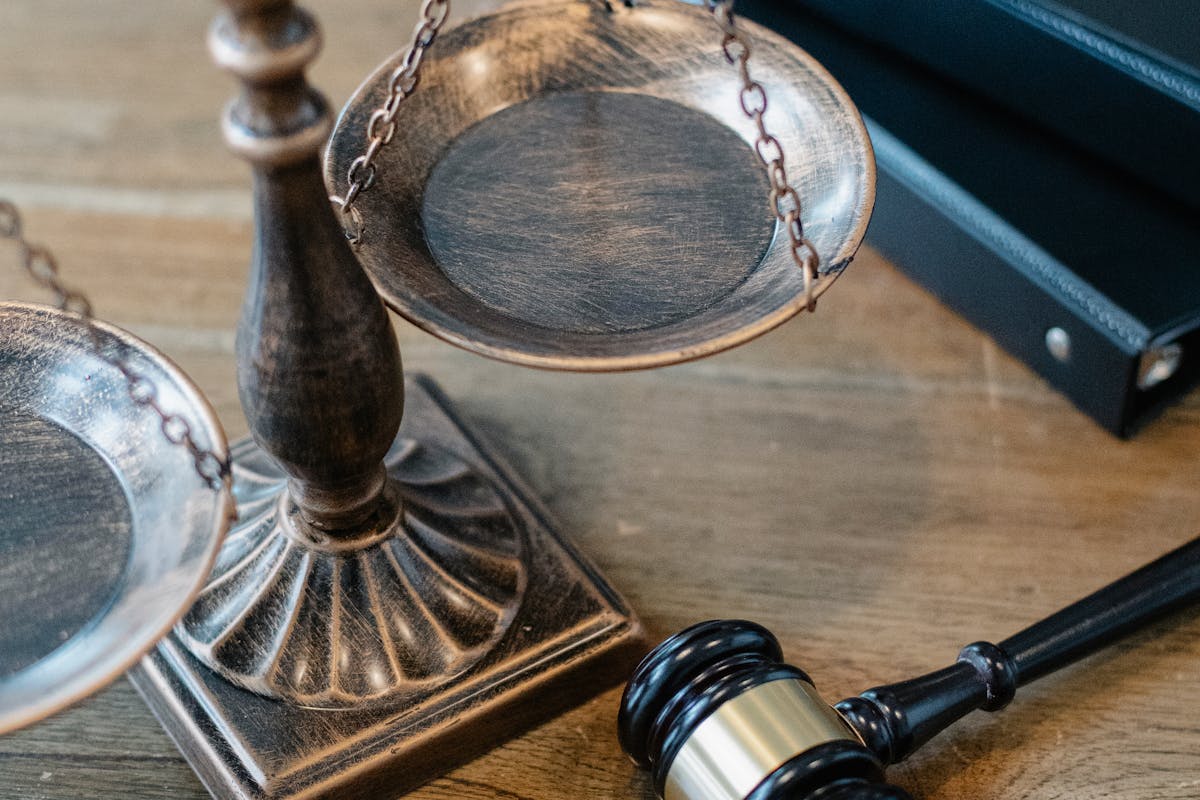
(334, 0, 819, 310)
(331, 0, 452, 245)
(332, 0, 612, 232)
(0, 200, 232, 493)
(704, 0, 821, 311)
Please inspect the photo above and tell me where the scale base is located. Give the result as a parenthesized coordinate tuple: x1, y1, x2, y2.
(130, 375, 644, 800)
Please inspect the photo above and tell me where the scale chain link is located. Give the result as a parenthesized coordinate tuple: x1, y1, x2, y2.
(334, 0, 820, 311)
(0, 199, 232, 493)
(705, 0, 821, 311)
(332, 0, 452, 245)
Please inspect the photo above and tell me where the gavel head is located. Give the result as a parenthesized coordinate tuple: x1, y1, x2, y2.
(618, 620, 912, 800)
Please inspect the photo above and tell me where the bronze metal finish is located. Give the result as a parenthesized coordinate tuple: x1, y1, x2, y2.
(173, 426, 528, 704)
(325, 0, 876, 371)
(134, 376, 643, 799)
(0, 199, 232, 490)
(0, 303, 231, 735)
(129, 1, 643, 796)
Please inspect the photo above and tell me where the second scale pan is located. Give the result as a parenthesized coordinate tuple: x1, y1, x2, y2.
(0, 303, 232, 734)
(326, 0, 875, 371)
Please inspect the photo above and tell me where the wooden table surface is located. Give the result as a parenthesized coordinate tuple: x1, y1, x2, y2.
(2, 2, 1198, 799)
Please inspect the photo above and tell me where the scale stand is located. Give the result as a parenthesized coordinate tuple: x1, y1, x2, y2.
(128, 3, 645, 797)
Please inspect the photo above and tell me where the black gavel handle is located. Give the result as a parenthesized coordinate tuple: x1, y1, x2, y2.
(836, 535, 1200, 765)
(1001, 535, 1200, 683)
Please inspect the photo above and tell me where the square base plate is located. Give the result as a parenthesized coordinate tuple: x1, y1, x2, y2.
(129, 375, 645, 799)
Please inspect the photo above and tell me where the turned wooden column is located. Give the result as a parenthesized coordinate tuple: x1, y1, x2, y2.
(209, 0, 403, 532)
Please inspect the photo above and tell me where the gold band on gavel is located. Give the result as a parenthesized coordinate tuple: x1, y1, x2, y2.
(664, 679, 861, 800)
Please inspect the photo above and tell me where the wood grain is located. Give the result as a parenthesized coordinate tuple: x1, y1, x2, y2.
(2, 1, 1199, 799)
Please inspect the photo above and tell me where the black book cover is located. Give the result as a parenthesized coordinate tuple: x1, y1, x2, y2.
(742, 1, 1200, 435)
(772, 0, 1200, 212)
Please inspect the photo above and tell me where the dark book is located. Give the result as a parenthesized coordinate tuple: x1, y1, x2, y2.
(768, 0, 1200, 212)
(742, 2, 1200, 436)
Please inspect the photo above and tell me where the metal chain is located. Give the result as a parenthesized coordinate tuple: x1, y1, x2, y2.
(0, 199, 232, 493)
(334, 0, 819, 310)
(333, 0, 615, 228)
(331, 0, 452, 245)
(706, 0, 821, 311)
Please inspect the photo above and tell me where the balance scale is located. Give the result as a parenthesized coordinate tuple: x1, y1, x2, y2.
(0, 1, 874, 797)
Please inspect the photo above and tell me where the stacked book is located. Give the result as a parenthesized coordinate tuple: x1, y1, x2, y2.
(744, 0, 1200, 436)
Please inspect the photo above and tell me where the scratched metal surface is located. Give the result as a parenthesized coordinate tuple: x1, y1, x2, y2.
(0, 411, 132, 678)
(0, 303, 231, 736)
(2, 2, 1199, 800)
(326, 0, 875, 370)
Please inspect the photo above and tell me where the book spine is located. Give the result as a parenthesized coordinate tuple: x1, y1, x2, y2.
(786, 0, 1200, 212)
(866, 118, 1149, 435)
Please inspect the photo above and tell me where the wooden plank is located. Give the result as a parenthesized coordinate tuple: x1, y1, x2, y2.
(1, 1, 1199, 799)
(0, 0, 495, 196)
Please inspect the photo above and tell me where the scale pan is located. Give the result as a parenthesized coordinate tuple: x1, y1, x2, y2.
(326, 0, 874, 371)
(0, 303, 232, 734)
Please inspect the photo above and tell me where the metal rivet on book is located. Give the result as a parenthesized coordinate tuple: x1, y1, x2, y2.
(1045, 326, 1072, 363)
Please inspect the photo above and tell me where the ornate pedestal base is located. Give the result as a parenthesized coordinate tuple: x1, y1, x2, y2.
(130, 375, 644, 800)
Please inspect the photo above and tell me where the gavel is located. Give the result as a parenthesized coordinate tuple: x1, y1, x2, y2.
(618, 536, 1200, 800)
